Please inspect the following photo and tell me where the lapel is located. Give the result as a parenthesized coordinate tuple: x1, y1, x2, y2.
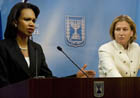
(28, 40, 36, 76)
(11, 39, 30, 76)
(10, 39, 39, 77)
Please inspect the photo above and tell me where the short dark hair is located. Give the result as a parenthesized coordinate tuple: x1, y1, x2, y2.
(4, 2, 40, 39)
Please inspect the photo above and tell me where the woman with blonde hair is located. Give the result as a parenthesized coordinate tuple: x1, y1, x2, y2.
(98, 15, 140, 77)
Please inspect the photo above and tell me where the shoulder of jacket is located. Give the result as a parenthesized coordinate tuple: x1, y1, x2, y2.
(29, 40, 43, 50)
(29, 40, 41, 46)
(131, 42, 139, 47)
(0, 39, 13, 47)
(99, 41, 113, 50)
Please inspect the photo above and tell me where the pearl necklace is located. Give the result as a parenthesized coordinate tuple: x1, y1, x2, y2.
(19, 46, 28, 51)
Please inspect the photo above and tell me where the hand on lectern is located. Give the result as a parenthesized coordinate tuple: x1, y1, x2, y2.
(76, 64, 96, 78)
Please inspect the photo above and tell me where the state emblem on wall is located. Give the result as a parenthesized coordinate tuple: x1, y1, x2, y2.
(65, 16, 85, 47)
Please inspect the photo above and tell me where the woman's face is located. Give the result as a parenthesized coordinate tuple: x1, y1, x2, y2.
(16, 8, 36, 37)
(114, 21, 133, 48)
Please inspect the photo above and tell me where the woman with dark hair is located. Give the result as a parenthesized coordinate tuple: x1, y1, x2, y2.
(0, 2, 96, 88)
(4, 2, 40, 39)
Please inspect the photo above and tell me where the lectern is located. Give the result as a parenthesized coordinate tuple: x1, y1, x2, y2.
(0, 78, 140, 98)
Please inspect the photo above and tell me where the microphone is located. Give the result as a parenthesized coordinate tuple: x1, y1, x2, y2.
(57, 46, 89, 78)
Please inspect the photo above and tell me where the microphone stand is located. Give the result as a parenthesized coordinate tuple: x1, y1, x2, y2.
(34, 47, 38, 78)
(57, 46, 89, 78)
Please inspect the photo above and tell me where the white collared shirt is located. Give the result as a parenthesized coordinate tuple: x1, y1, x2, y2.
(25, 57, 30, 67)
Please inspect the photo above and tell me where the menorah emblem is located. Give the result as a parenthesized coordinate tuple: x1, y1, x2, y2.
(70, 20, 81, 40)
(65, 16, 85, 47)
(94, 81, 104, 97)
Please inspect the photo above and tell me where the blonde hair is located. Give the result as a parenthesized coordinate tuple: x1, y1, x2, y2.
(109, 15, 136, 43)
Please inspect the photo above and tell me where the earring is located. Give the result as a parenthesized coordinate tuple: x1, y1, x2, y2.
(14, 24, 17, 27)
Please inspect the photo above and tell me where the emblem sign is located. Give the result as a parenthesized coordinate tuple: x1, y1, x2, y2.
(94, 81, 104, 97)
(65, 16, 85, 47)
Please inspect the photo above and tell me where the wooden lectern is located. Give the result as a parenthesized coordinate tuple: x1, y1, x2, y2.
(0, 78, 140, 98)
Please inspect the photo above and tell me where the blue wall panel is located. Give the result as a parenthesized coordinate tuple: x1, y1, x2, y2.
(0, 0, 140, 77)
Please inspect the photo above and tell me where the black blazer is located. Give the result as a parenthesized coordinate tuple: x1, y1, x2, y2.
(0, 39, 52, 87)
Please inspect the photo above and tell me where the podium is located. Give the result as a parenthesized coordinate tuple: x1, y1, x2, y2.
(0, 77, 140, 98)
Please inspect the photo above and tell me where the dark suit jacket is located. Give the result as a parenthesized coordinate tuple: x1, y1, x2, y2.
(0, 39, 53, 87)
